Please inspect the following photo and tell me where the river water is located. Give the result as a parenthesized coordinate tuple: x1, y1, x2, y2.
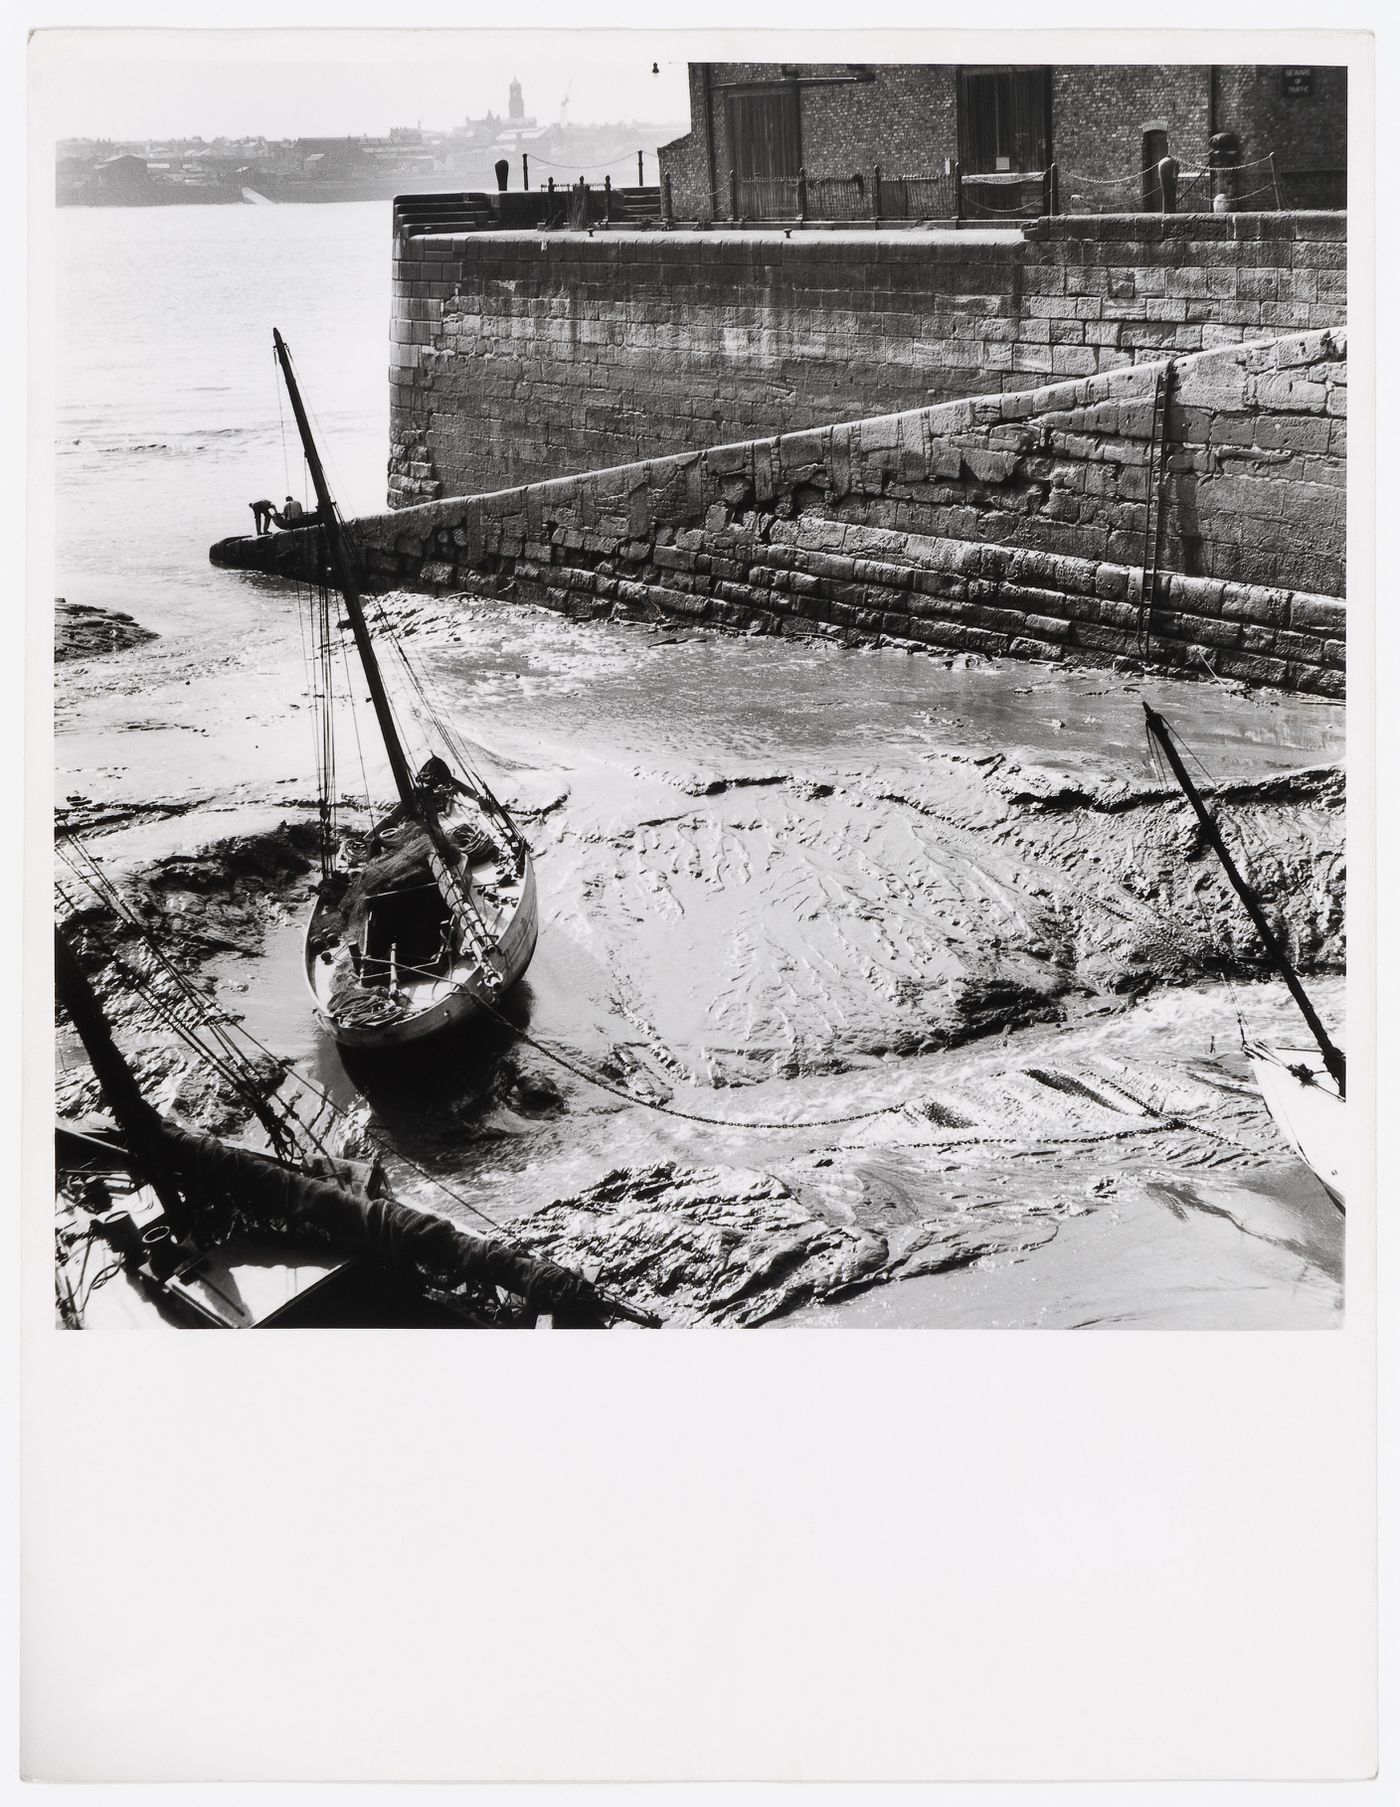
(53, 202, 1348, 1328)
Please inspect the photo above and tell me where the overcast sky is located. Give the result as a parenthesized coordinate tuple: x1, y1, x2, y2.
(32, 31, 694, 142)
(29, 20, 1362, 144)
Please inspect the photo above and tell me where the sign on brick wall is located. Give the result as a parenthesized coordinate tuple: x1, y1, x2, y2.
(1282, 68, 1315, 99)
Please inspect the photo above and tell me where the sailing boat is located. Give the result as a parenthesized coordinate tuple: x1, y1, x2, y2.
(1143, 703, 1346, 1212)
(271, 329, 538, 1052)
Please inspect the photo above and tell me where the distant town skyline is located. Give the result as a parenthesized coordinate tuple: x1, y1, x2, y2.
(32, 31, 693, 143)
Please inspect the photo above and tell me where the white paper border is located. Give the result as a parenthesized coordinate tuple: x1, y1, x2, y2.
(14, 4, 1386, 1788)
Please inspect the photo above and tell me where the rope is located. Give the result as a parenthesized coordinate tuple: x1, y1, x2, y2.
(54, 854, 340, 1168)
(214, 1039, 523, 1241)
(469, 989, 898, 1130)
(54, 885, 307, 1157)
(528, 153, 646, 175)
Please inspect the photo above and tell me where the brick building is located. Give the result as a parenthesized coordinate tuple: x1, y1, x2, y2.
(659, 62, 1346, 219)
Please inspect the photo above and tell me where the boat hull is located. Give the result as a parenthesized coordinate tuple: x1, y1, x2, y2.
(1247, 1041, 1346, 1210)
(304, 855, 538, 1052)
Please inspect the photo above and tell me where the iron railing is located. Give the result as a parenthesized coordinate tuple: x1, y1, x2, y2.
(393, 183, 662, 238)
(804, 174, 869, 221)
(732, 167, 960, 223)
(397, 155, 1346, 240)
(875, 172, 958, 221)
(733, 174, 800, 220)
(958, 170, 1050, 221)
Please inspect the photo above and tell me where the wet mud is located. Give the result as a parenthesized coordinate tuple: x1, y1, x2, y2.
(55, 600, 158, 665)
(54, 590, 1347, 1326)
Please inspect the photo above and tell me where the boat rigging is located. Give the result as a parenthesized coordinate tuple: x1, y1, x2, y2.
(53, 898, 651, 1329)
(271, 328, 539, 1053)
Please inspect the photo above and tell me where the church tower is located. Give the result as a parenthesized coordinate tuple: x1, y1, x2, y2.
(508, 77, 524, 122)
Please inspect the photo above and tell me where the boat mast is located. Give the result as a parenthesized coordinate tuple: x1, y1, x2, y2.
(272, 328, 419, 818)
(1142, 702, 1345, 1095)
(273, 329, 501, 972)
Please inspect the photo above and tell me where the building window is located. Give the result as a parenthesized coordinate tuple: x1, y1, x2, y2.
(957, 67, 1052, 173)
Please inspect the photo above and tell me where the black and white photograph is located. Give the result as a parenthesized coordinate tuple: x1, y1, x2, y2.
(43, 34, 1354, 1333)
(20, 13, 1381, 1787)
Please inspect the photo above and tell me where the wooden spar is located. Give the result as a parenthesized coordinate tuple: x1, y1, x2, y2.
(1142, 702, 1346, 1096)
(272, 329, 498, 967)
(272, 328, 419, 819)
(54, 928, 190, 1230)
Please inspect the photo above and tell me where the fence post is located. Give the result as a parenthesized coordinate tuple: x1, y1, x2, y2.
(522, 153, 530, 191)
(729, 165, 738, 222)
(797, 165, 807, 223)
(638, 149, 645, 187)
(954, 160, 963, 221)
(662, 171, 673, 224)
(1158, 157, 1178, 214)
(603, 173, 612, 224)
(1269, 151, 1283, 210)
(872, 161, 882, 223)
(548, 176, 555, 194)
(1046, 161, 1059, 216)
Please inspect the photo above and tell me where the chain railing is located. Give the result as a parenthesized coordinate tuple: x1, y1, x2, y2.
(1059, 158, 1210, 214)
(398, 148, 1345, 239)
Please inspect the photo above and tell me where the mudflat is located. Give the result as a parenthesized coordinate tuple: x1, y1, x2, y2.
(56, 585, 1345, 1327)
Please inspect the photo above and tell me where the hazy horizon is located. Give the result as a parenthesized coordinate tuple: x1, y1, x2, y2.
(32, 31, 694, 144)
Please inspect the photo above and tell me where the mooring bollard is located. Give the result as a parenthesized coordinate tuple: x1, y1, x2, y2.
(1209, 130, 1239, 213)
(662, 171, 673, 225)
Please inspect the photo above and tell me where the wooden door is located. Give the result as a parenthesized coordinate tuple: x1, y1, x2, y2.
(726, 85, 801, 217)
(957, 68, 1052, 173)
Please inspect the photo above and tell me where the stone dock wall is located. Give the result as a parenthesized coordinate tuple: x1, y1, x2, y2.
(223, 327, 1345, 695)
(389, 212, 1346, 505)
